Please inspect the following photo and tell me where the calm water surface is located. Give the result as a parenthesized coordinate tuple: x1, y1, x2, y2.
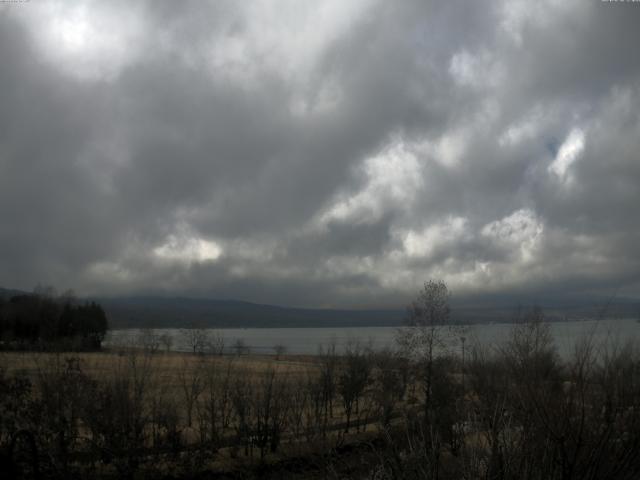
(104, 318, 640, 357)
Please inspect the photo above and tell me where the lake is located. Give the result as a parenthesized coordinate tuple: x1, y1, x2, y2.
(104, 318, 640, 358)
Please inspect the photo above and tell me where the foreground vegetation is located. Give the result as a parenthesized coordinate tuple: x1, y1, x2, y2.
(2, 282, 640, 479)
(1, 322, 640, 479)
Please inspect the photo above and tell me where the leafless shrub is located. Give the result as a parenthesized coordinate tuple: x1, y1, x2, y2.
(232, 338, 250, 356)
(303, 368, 327, 441)
(181, 324, 210, 354)
(150, 394, 182, 452)
(205, 330, 225, 355)
(251, 367, 290, 458)
(178, 356, 205, 428)
(371, 348, 406, 428)
(136, 328, 161, 354)
(273, 343, 287, 360)
(338, 340, 372, 433)
(196, 357, 235, 449)
(317, 341, 338, 429)
(158, 332, 173, 352)
(0, 367, 35, 472)
(286, 375, 311, 442)
(230, 368, 255, 456)
(31, 353, 93, 474)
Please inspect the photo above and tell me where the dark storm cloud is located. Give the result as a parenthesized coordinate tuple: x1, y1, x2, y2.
(1, 0, 639, 307)
(0, 14, 120, 284)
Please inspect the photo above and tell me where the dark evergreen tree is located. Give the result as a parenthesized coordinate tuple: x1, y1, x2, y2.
(0, 292, 108, 350)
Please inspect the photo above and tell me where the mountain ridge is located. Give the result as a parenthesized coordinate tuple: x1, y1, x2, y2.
(2, 286, 638, 328)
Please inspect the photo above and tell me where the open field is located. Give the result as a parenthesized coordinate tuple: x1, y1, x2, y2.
(0, 349, 316, 379)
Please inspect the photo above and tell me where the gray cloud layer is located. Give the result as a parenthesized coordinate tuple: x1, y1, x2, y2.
(1, 0, 639, 307)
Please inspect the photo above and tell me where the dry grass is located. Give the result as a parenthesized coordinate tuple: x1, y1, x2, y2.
(0, 349, 315, 378)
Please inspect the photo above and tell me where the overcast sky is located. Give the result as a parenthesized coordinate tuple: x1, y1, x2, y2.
(1, 0, 639, 308)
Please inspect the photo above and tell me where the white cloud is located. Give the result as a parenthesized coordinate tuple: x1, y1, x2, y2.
(548, 128, 585, 183)
(482, 209, 544, 262)
(18, 1, 144, 81)
(289, 76, 344, 117)
(318, 138, 423, 226)
(202, 0, 373, 88)
(401, 217, 469, 259)
(499, 108, 545, 147)
(499, 0, 581, 46)
(154, 231, 222, 263)
(449, 49, 504, 90)
(87, 260, 133, 282)
(413, 130, 468, 168)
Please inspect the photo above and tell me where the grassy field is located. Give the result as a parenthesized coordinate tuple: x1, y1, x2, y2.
(0, 349, 317, 380)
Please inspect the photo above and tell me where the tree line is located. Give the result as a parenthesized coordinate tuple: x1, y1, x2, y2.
(0, 290, 108, 350)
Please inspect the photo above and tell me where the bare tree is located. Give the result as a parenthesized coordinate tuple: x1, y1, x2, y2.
(394, 280, 461, 478)
(206, 330, 225, 355)
(136, 328, 160, 354)
(317, 341, 338, 432)
(396, 280, 458, 418)
(287, 375, 311, 441)
(304, 369, 327, 441)
(178, 357, 205, 428)
(158, 332, 173, 353)
(230, 371, 254, 456)
(232, 338, 249, 356)
(251, 368, 290, 458)
(273, 344, 287, 360)
(81, 349, 156, 478)
(181, 324, 210, 354)
(196, 357, 235, 448)
(338, 341, 372, 433)
(372, 349, 406, 428)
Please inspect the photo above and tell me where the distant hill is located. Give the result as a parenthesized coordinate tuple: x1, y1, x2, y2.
(2, 286, 638, 329)
(452, 294, 640, 324)
(96, 296, 405, 329)
(96, 294, 640, 329)
(2, 287, 407, 328)
(0, 287, 28, 299)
